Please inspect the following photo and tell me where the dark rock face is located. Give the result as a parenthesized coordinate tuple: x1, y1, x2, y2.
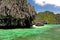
(35, 22, 44, 26)
(42, 20, 48, 24)
(34, 20, 48, 26)
(0, 0, 36, 29)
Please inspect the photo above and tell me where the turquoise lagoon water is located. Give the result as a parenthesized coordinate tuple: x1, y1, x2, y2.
(0, 24, 60, 40)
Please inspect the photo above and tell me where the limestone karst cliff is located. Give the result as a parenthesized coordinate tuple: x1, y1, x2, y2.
(0, 0, 36, 28)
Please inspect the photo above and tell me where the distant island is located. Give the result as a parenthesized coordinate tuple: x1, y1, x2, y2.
(34, 11, 60, 24)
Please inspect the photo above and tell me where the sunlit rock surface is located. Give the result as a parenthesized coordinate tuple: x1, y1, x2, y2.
(0, 0, 36, 28)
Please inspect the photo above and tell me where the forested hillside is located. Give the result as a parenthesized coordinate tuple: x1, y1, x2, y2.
(56, 14, 60, 24)
(35, 11, 60, 24)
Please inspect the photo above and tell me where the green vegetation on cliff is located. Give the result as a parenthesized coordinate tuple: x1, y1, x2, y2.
(35, 11, 60, 24)
(56, 14, 60, 24)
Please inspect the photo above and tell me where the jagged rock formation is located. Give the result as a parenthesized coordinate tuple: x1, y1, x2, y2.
(0, 0, 36, 28)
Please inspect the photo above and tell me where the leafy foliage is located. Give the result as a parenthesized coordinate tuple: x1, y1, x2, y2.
(56, 14, 60, 24)
(35, 11, 60, 24)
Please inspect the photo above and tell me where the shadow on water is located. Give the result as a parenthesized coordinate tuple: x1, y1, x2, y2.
(0, 26, 31, 29)
(0, 19, 32, 29)
(0, 23, 32, 29)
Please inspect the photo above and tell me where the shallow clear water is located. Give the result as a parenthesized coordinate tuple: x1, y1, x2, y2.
(43, 24, 60, 27)
(0, 24, 60, 40)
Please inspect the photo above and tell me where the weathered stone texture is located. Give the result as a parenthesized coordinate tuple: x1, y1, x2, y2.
(0, 0, 36, 28)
